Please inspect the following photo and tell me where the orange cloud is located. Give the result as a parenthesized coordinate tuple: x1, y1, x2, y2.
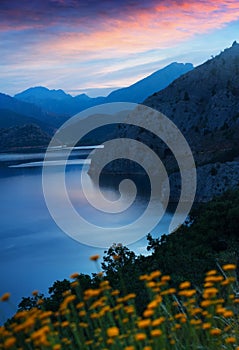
(38, 0, 239, 60)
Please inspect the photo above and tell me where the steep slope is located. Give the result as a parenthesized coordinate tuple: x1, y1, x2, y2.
(89, 42, 239, 202)
(107, 62, 193, 103)
(144, 41, 239, 166)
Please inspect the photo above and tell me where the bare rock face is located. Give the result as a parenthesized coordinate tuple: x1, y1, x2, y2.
(169, 161, 239, 202)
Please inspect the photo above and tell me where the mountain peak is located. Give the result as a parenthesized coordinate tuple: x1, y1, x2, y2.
(15, 86, 71, 100)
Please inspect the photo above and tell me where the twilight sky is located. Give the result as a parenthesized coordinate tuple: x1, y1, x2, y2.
(1, 0, 239, 96)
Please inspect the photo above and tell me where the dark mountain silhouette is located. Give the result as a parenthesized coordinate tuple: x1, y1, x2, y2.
(14, 87, 105, 116)
(106, 62, 193, 103)
(14, 63, 193, 117)
(0, 92, 44, 121)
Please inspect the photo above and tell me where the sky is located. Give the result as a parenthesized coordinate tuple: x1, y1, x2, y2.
(1, 0, 239, 97)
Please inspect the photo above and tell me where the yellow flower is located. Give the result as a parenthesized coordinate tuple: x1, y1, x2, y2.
(143, 309, 154, 318)
(135, 333, 146, 341)
(147, 281, 156, 288)
(149, 270, 161, 279)
(138, 319, 151, 328)
(179, 281, 191, 289)
(210, 328, 222, 336)
(204, 282, 214, 288)
(174, 324, 181, 330)
(222, 264, 236, 271)
(77, 302, 84, 309)
(147, 300, 159, 309)
(152, 317, 165, 327)
(202, 322, 211, 330)
(161, 275, 171, 282)
(70, 272, 79, 279)
(223, 310, 234, 318)
(0, 293, 10, 302)
(201, 300, 212, 307)
(190, 319, 202, 325)
(4, 337, 16, 348)
(124, 347, 135, 350)
(32, 290, 38, 296)
(139, 274, 149, 281)
(216, 306, 226, 315)
(203, 287, 218, 298)
(225, 337, 236, 343)
(124, 293, 136, 301)
(113, 255, 120, 260)
(151, 329, 162, 337)
(204, 276, 223, 283)
(206, 270, 217, 276)
(90, 254, 100, 261)
(125, 305, 134, 314)
(143, 347, 152, 350)
(107, 326, 119, 337)
(53, 345, 61, 350)
(161, 288, 176, 295)
(178, 289, 196, 297)
(111, 290, 120, 296)
(190, 307, 202, 316)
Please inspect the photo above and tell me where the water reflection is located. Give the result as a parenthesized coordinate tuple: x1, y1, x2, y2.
(0, 150, 173, 323)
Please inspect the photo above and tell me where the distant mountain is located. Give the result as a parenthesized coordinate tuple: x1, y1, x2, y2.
(106, 62, 193, 103)
(14, 87, 105, 116)
(0, 92, 69, 132)
(0, 93, 57, 151)
(89, 42, 239, 202)
(14, 62, 193, 117)
(0, 92, 45, 121)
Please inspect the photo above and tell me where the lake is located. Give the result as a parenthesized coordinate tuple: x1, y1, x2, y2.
(0, 148, 173, 323)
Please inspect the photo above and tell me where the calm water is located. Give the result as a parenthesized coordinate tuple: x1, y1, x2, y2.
(0, 149, 173, 322)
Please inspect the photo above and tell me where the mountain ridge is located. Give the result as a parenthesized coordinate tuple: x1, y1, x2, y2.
(13, 62, 194, 116)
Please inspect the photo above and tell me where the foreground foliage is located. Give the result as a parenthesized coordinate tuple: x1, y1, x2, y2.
(1, 263, 239, 349)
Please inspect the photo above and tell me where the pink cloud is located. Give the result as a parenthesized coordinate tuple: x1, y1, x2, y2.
(35, 0, 239, 60)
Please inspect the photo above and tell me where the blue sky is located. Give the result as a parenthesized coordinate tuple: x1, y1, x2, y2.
(0, 0, 239, 96)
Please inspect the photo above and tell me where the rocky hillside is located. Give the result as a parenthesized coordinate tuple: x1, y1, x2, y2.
(144, 41, 239, 167)
(0, 124, 52, 151)
(89, 42, 239, 202)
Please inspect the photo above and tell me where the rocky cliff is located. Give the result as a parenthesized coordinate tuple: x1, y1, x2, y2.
(89, 42, 239, 202)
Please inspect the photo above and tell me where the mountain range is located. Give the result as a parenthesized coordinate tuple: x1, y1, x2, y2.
(13, 62, 193, 116)
(0, 62, 193, 150)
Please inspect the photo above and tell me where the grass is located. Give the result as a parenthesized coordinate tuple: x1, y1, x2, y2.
(1, 259, 239, 350)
